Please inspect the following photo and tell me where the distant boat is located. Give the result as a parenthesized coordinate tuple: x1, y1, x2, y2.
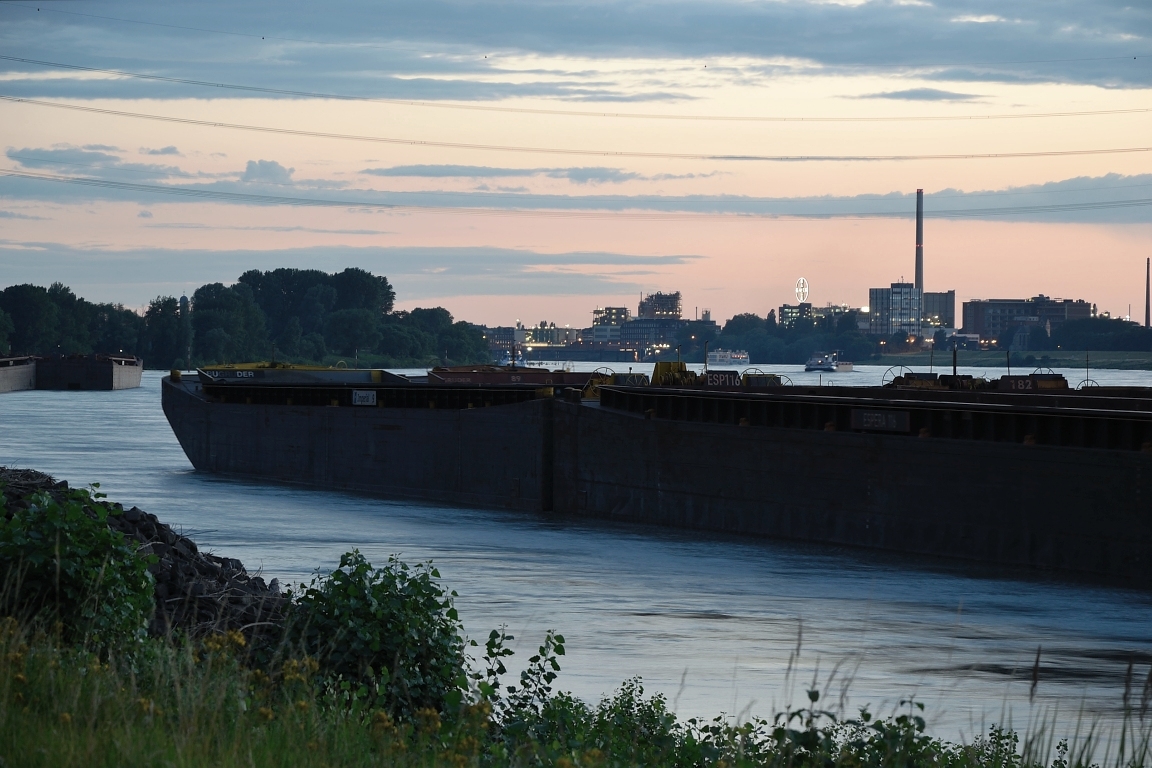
(706, 349, 749, 367)
(496, 348, 525, 367)
(804, 351, 853, 373)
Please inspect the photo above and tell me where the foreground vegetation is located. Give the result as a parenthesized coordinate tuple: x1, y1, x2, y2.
(2, 472, 1149, 766)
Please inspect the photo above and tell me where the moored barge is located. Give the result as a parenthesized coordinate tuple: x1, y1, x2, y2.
(162, 364, 1152, 587)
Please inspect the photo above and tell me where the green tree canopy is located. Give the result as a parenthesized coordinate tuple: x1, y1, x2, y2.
(0, 284, 59, 355)
(191, 282, 268, 364)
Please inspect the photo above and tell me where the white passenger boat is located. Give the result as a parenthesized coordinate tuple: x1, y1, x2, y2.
(706, 349, 750, 367)
(804, 351, 853, 373)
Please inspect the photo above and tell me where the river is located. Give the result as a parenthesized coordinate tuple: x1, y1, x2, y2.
(2, 367, 1150, 746)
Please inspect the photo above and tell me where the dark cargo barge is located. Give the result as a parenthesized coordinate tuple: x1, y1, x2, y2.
(35, 354, 143, 391)
(162, 367, 1152, 587)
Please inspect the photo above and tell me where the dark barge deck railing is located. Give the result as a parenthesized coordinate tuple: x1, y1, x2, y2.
(201, 382, 546, 410)
(599, 385, 1152, 453)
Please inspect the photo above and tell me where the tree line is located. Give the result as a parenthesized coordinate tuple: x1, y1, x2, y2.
(0, 268, 491, 369)
(690, 312, 1152, 364)
(674, 310, 878, 364)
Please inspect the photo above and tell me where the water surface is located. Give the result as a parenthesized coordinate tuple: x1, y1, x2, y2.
(1, 370, 1150, 743)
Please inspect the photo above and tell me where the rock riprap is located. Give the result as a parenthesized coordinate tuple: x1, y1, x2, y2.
(0, 467, 286, 643)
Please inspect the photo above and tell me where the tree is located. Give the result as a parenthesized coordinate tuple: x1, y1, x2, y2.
(0, 284, 59, 355)
(0, 308, 13, 356)
(190, 283, 268, 364)
(324, 309, 382, 356)
(722, 313, 766, 337)
(237, 267, 395, 343)
(46, 282, 94, 354)
(836, 310, 860, 336)
(91, 303, 144, 356)
(330, 267, 394, 315)
(275, 316, 303, 357)
(143, 297, 192, 369)
(377, 322, 431, 360)
(1052, 317, 1152, 352)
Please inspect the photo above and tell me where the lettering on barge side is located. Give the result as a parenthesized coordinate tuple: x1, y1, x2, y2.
(352, 390, 377, 406)
(850, 409, 910, 432)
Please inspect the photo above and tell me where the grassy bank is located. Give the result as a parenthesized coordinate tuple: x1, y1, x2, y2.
(870, 350, 1152, 371)
(4, 621, 1146, 768)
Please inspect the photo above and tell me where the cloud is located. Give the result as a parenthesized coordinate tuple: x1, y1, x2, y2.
(6, 145, 187, 180)
(241, 160, 295, 184)
(145, 223, 393, 235)
(2, 162, 1149, 224)
(82, 144, 121, 152)
(563, 168, 641, 184)
(362, 164, 714, 184)
(0, 242, 701, 305)
(0, 0, 1146, 106)
(0, 210, 46, 220)
(951, 14, 1008, 23)
(365, 165, 534, 179)
(854, 87, 982, 101)
(141, 146, 182, 156)
(137, 210, 153, 218)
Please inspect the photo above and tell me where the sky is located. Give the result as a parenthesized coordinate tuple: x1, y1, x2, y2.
(1, 0, 1150, 327)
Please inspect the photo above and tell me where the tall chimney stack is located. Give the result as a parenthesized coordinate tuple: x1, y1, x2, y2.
(1145, 257, 1150, 328)
(915, 189, 924, 292)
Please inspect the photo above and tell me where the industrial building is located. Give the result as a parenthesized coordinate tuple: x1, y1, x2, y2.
(961, 296, 1094, 340)
(777, 302, 814, 329)
(865, 190, 957, 339)
(638, 291, 682, 320)
(922, 290, 956, 330)
(868, 283, 922, 337)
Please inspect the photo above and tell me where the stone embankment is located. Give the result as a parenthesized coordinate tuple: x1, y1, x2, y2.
(0, 467, 286, 642)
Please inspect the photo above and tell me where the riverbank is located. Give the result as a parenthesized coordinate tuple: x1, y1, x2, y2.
(871, 349, 1152, 371)
(3, 468, 1149, 767)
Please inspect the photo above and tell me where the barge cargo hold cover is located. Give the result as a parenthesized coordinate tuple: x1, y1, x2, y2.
(162, 373, 1152, 587)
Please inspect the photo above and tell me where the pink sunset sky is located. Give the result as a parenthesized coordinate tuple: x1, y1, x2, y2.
(1, 0, 1150, 327)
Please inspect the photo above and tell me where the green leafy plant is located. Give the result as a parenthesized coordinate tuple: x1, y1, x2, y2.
(284, 550, 467, 719)
(0, 485, 154, 654)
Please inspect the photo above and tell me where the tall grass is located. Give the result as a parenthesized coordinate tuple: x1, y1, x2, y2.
(3, 616, 1150, 768)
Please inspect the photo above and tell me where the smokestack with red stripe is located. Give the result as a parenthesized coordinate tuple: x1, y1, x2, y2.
(915, 189, 924, 293)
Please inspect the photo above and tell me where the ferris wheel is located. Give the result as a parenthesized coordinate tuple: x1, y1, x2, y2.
(795, 277, 809, 303)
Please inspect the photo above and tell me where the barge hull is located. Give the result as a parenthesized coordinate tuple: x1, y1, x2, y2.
(552, 400, 1152, 585)
(162, 378, 550, 511)
(0, 358, 35, 393)
(162, 376, 1152, 586)
(36, 356, 143, 390)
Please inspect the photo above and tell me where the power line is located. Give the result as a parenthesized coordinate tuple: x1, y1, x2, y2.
(5, 95, 1152, 163)
(3, 54, 1151, 123)
(2, 1, 1149, 71)
(4, 168, 1151, 219)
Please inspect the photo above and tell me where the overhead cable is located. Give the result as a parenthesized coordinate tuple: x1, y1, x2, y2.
(3, 55, 1151, 123)
(4, 96, 1151, 162)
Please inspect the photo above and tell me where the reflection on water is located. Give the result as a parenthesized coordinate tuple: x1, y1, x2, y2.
(1, 371, 1151, 743)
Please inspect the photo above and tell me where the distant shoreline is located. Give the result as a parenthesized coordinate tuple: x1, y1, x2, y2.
(871, 350, 1152, 371)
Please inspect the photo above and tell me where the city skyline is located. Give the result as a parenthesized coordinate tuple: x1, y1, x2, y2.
(1, 0, 1150, 326)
